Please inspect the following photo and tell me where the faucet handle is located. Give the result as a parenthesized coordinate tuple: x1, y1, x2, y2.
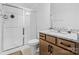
(49, 27, 53, 29)
(67, 29, 73, 33)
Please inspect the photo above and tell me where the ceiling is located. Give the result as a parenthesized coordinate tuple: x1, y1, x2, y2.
(9, 3, 40, 9)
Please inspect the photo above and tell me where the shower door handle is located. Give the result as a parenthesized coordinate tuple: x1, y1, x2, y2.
(23, 28, 24, 35)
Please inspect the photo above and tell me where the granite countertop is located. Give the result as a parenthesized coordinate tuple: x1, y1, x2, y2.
(40, 30, 79, 43)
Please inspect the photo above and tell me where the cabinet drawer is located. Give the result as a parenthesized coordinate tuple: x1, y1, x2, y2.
(51, 44, 74, 55)
(57, 38, 76, 52)
(39, 33, 46, 40)
(46, 35, 56, 44)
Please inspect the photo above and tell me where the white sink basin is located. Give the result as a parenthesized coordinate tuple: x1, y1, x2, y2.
(51, 31, 77, 40)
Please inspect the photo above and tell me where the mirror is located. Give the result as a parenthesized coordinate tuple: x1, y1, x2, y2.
(50, 3, 79, 32)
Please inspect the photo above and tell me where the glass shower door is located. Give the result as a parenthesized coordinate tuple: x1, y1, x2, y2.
(2, 4, 23, 51)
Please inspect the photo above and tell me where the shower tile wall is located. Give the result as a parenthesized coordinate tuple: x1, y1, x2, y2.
(1, 5, 23, 51)
(0, 4, 2, 51)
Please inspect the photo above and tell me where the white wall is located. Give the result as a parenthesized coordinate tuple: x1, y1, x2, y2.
(36, 3, 50, 38)
(30, 11, 37, 39)
(24, 9, 37, 43)
(51, 3, 79, 31)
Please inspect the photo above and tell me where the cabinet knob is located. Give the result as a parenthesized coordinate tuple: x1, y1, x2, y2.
(48, 45, 53, 54)
(60, 42, 71, 47)
(48, 45, 51, 52)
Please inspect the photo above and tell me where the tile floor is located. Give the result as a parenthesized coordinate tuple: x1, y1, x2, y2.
(9, 48, 39, 55)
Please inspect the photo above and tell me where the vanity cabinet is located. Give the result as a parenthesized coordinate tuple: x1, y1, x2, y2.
(39, 32, 79, 55)
(40, 39, 50, 55)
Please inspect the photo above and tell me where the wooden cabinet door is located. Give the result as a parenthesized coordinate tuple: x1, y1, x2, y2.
(50, 44, 75, 55)
(40, 39, 50, 55)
